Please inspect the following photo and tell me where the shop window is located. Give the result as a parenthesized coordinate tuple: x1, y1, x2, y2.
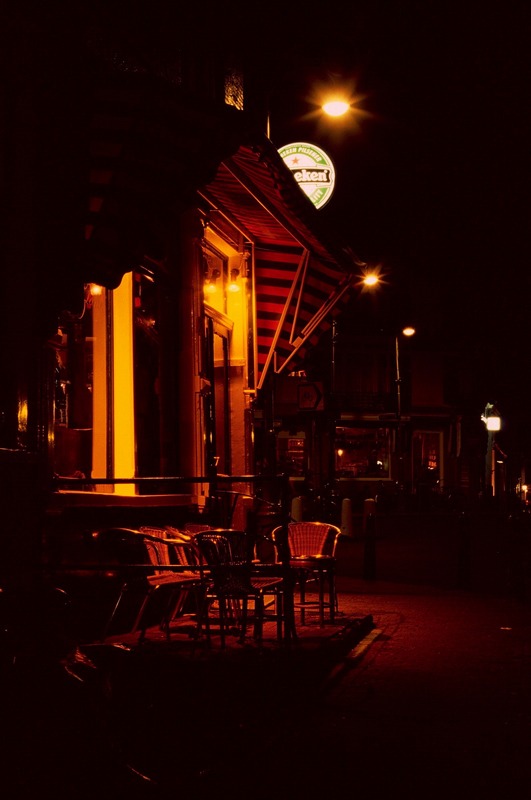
(52, 276, 136, 491)
(52, 284, 98, 479)
(203, 311, 233, 476)
(276, 434, 306, 476)
(224, 67, 244, 110)
(203, 244, 228, 313)
(334, 426, 391, 478)
(134, 266, 161, 477)
(213, 328, 231, 474)
(202, 231, 249, 478)
(412, 431, 441, 487)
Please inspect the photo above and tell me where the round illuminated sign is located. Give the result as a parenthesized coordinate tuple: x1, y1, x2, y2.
(278, 142, 336, 209)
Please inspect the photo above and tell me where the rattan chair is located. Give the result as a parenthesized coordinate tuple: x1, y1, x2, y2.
(182, 522, 214, 535)
(96, 528, 206, 643)
(271, 522, 341, 626)
(193, 530, 285, 647)
(139, 525, 210, 639)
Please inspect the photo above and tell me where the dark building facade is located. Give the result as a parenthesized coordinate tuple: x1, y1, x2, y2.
(1, 9, 372, 589)
(2, 8, 497, 600)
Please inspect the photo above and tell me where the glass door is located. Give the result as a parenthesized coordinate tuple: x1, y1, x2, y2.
(204, 313, 232, 475)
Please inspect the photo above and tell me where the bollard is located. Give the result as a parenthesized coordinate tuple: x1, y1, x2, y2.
(291, 496, 304, 522)
(363, 498, 377, 580)
(363, 497, 376, 521)
(340, 497, 353, 536)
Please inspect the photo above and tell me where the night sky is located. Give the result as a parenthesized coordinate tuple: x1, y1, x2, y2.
(242, 2, 531, 454)
(14, 2, 531, 456)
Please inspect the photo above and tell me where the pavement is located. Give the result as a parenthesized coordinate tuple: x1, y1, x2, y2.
(4, 574, 531, 799)
(1, 579, 375, 799)
(260, 577, 531, 800)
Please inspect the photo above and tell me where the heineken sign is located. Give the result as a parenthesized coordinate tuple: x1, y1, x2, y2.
(278, 142, 336, 209)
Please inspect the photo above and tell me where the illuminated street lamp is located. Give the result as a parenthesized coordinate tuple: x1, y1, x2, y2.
(322, 98, 351, 117)
(314, 78, 366, 128)
(269, 81, 362, 142)
(481, 402, 501, 499)
(394, 326, 416, 496)
(395, 326, 416, 420)
(362, 272, 380, 288)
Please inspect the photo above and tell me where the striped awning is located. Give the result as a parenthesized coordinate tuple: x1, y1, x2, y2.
(254, 248, 355, 386)
(203, 138, 365, 389)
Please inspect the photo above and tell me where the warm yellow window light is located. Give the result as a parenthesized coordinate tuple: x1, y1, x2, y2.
(112, 273, 136, 494)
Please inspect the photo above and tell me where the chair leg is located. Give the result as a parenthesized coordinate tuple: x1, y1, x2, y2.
(101, 583, 128, 641)
(252, 596, 264, 643)
(135, 590, 157, 644)
(239, 597, 249, 643)
(318, 571, 325, 627)
(199, 587, 211, 647)
(299, 575, 307, 625)
(218, 596, 227, 648)
(329, 572, 337, 623)
(104, 582, 154, 643)
(187, 586, 212, 651)
(161, 587, 186, 641)
(276, 592, 284, 642)
(228, 598, 243, 632)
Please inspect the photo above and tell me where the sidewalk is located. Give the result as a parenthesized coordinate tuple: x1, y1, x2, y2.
(100, 576, 531, 798)
(5, 575, 531, 798)
(250, 577, 531, 800)
(92, 581, 378, 696)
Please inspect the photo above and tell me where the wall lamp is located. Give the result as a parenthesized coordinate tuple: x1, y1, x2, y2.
(204, 267, 220, 295)
(229, 249, 250, 293)
(228, 268, 240, 293)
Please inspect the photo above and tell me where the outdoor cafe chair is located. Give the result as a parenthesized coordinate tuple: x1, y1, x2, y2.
(271, 521, 341, 626)
(193, 530, 285, 647)
(182, 522, 214, 535)
(141, 525, 203, 569)
(139, 525, 210, 634)
(95, 527, 206, 644)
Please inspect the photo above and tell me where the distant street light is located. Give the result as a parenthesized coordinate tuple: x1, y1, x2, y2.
(481, 402, 501, 499)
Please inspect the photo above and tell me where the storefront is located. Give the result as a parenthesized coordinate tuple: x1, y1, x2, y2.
(0, 14, 467, 595)
(48, 137, 363, 521)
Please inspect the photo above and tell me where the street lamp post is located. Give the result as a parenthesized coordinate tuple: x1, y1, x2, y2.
(394, 326, 416, 495)
(395, 334, 402, 420)
(329, 271, 381, 488)
(481, 403, 501, 500)
(331, 270, 381, 398)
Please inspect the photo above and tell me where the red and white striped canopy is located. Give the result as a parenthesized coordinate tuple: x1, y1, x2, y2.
(204, 140, 364, 388)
